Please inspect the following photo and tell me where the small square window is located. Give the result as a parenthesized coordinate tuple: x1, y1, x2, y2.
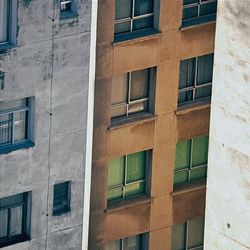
(105, 233, 149, 250)
(174, 136, 209, 186)
(0, 192, 31, 248)
(60, 0, 77, 18)
(108, 151, 150, 202)
(178, 54, 214, 105)
(172, 217, 205, 250)
(111, 68, 155, 120)
(0, 97, 34, 154)
(60, 0, 72, 12)
(182, 0, 217, 27)
(53, 181, 71, 215)
(0, 71, 5, 89)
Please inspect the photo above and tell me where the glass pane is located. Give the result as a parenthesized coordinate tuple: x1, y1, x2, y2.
(195, 85, 212, 100)
(172, 223, 186, 250)
(0, 0, 8, 43)
(183, 6, 198, 20)
(183, 0, 198, 5)
(133, 16, 153, 31)
(197, 54, 214, 85)
(179, 58, 196, 89)
(105, 239, 121, 250)
(115, 22, 131, 35)
(111, 105, 127, 119)
(124, 235, 141, 250)
(178, 90, 193, 104)
(112, 74, 128, 105)
(134, 0, 153, 16)
(10, 206, 23, 236)
(108, 187, 123, 201)
(115, 0, 132, 20)
(130, 69, 149, 101)
(14, 111, 27, 142)
(192, 136, 209, 167)
(125, 182, 145, 197)
(175, 140, 191, 170)
(0, 99, 27, 112)
(190, 166, 207, 180)
(0, 113, 12, 146)
(108, 156, 125, 187)
(188, 218, 205, 249)
(127, 151, 146, 183)
(0, 209, 8, 238)
(128, 101, 148, 115)
(174, 170, 189, 185)
(0, 193, 24, 207)
(200, 2, 217, 16)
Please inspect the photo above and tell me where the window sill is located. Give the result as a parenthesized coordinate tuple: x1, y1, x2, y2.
(0, 141, 35, 154)
(59, 11, 78, 20)
(106, 194, 151, 214)
(173, 178, 206, 196)
(180, 14, 216, 31)
(0, 43, 16, 53)
(0, 235, 30, 248)
(109, 113, 156, 131)
(176, 99, 211, 115)
(113, 28, 161, 45)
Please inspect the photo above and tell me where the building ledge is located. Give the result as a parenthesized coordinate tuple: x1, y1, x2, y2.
(106, 195, 151, 214)
(176, 99, 211, 115)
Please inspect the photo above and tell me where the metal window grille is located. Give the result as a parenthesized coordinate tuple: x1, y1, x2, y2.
(60, 0, 72, 12)
(0, 99, 30, 149)
(183, 0, 217, 21)
(53, 181, 71, 215)
(115, 0, 154, 35)
(0, 193, 29, 248)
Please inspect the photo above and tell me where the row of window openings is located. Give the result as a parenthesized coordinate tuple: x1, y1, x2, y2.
(108, 135, 208, 203)
(111, 53, 214, 121)
(0, 182, 71, 247)
(105, 217, 205, 250)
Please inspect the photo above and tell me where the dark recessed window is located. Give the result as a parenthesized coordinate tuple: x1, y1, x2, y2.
(0, 192, 31, 248)
(60, 0, 77, 18)
(178, 53, 214, 105)
(60, 0, 72, 12)
(53, 181, 71, 215)
(182, 0, 217, 28)
(0, 71, 5, 89)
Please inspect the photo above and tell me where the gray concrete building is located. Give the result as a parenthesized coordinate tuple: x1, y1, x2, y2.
(205, 0, 250, 249)
(0, 0, 97, 249)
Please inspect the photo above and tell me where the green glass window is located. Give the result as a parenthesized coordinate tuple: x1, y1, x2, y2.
(172, 217, 205, 250)
(174, 136, 208, 185)
(108, 151, 148, 202)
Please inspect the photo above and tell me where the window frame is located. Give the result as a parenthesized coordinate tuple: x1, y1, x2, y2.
(111, 67, 155, 121)
(0, 192, 31, 248)
(178, 54, 214, 106)
(0, 0, 17, 50)
(182, 0, 217, 28)
(0, 97, 34, 154)
(108, 150, 151, 202)
(172, 217, 205, 250)
(174, 136, 209, 186)
(114, 0, 160, 43)
(52, 181, 71, 216)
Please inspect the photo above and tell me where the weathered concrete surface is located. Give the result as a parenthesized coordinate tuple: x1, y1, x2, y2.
(204, 0, 250, 249)
(0, 0, 92, 249)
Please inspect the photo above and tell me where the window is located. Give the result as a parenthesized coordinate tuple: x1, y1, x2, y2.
(0, 0, 17, 48)
(108, 151, 150, 202)
(174, 136, 208, 185)
(178, 54, 214, 105)
(111, 68, 155, 120)
(114, 0, 159, 42)
(0, 192, 31, 248)
(0, 71, 4, 89)
(106, 233, 149, 250)
(182, 0, 217, 28)
(0, 97, 34, 153)
(60, 0, 77, 18)
(172, 217, 205, 250)
(53, 181, 71, 215)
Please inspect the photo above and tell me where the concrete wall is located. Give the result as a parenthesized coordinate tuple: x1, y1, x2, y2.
(204, 0, 250, 249)
(0, 0, 92, 249)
